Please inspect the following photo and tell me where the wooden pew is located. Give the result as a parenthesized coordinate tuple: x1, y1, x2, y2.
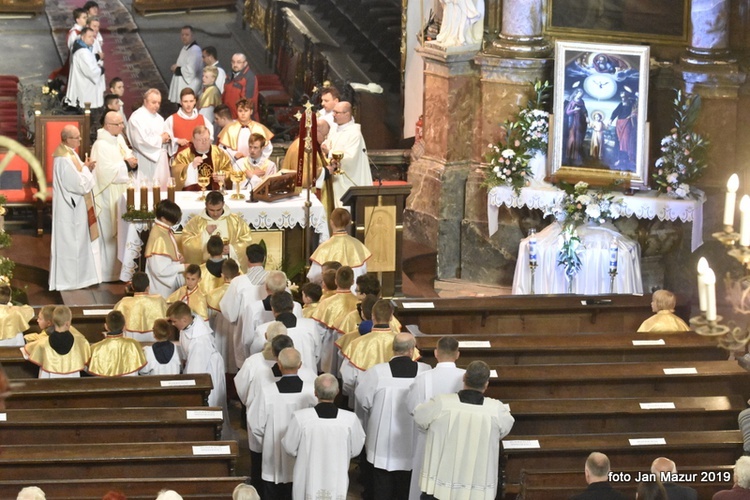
(517, 466, 734, 500)
(5, 374, 212, 409)
(0, 441, 238, 480)
(0, 477, 248, 500)
(506, 395, 745, 435)
(0, 346, 37, 378)
(414, 332, 726, 365)
(485, 360, 749, 399)
(502, 430, 742, 485)
(392, 294, 685, 335)
(0, 407, 224, 445)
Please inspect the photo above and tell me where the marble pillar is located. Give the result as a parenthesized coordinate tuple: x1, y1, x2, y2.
(404, 44, 479, 279)
(461, 56, 551, 285)
(677, 0, 746, 192)
(490, 0, 551, 57)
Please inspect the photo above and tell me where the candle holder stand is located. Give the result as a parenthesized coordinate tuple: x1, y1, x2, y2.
(609, 269, 617, 294)
(695, 319, 730, 336)
(529, 260, 537, 295)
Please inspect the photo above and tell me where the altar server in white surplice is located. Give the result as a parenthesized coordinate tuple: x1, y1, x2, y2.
(414, 360, 515, 500)
(91, 110, 137, 282)
(49, 124, 102, 291)
(168, 300, 230, 440)
(249, 348, 316, 499)
(128, 89, 171, 189)
(251, 291, 320, 373)
(168, 26, 203, 103)
(64, 27, 104, 110)
(283, 374, 365, 500)
(220, 244, 268, 371)
(355, 333, 431, 500)
(241, 271, 303, 359)
(406, 336, 465, 500)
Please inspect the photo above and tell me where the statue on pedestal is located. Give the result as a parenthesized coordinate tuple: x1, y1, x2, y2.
(436, 0, 484, 47)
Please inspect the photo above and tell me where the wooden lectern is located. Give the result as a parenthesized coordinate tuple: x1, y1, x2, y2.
(341, 184, 411, 297)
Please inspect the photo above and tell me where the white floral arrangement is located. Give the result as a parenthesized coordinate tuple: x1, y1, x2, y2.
(549, 181, 625, 227)
(482, 121, 532, 195)
(652, 90, 708, 199)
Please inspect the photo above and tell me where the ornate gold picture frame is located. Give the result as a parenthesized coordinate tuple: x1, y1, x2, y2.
(550, 40, 650, 189)
(545, 0, 690, 44)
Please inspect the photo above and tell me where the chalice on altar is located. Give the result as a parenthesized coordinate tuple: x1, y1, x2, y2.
(216, 170, 227, 195)
(331, 151, 344, 175)
(197, 164, 212, 201)
(230, 170, 246, 200)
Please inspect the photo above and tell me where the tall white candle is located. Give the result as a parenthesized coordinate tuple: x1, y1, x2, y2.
(741, 195, 750, 246)
(703, 268, 717, 321)
(609, 238, 618, 272)
(697, 257, 709, 312)
(528, 230, 538, 264)
(724, 174, 739, 228)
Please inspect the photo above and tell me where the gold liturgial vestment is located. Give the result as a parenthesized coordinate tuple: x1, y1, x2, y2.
(341, 328, 419, 371)
(0, 305, 29, 340)
(23, 333, 91, 374)
(171, 144, 232, 190)
(113, 294, 168, 333)
(24, 326, 88, 344)
(11, 304, 34, 323)
(336, 309, 402, 337)
(181, 209, 253, 271)
(87, 335, 147, 376)
(168, 285, 209, 320)
(218, 120, 274, 149)
(199, 85, 222, 109)
(637, 310, 691, 333)
(145, 222, 182, 261)
(310, 233, 371, 268)
(199, 262, 226, 296)
(312, 291, 359, 333)
(207, 282, 229, 312)
(302, 302, 319, 319)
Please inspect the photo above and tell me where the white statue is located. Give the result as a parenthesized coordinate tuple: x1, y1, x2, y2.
(436, 0, 484, 47)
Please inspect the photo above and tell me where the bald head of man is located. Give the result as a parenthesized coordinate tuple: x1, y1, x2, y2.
(316, 119, 330, 144)
(584, 452, 611, 484)
(61, 124, 82, 146)
(332, 101, 352, 126)
(392, 332, 415, 357)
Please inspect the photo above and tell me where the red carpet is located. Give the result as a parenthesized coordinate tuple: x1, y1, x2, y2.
(46, 0, 167, 112)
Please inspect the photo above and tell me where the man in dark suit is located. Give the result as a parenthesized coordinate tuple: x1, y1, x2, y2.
(651, 457, 698, 500)
(570, 452, 626, 500)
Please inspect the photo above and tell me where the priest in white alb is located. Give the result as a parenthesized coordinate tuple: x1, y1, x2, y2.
(414, 360, 515, 500)
(282, 374, 365, 500)
(91, 110, 137, 282)
(49, 124, 102, 291)
(128, 89, 171, 188)
(168, 26, 203, 103)
(320, 101, 373, 207)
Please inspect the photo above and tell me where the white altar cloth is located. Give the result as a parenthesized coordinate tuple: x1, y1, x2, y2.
(487, 186, 704, 251)
(512, 222, 643, 295)
(116, 190, 329, 282)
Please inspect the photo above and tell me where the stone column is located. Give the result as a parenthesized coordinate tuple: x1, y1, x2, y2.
(460, 55, 551, 285)
(404, 44, 479, 279)
(490, 0, 550, 57)
(682, 0, 733, 64)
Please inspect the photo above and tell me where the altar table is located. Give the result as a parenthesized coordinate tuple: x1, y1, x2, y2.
(116, 190, 329, 282)
(488, 185, 705, 251)
(512, 222, 643, 295)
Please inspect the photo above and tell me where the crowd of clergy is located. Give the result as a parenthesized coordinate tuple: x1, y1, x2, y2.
(6, 3, 703, 499)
